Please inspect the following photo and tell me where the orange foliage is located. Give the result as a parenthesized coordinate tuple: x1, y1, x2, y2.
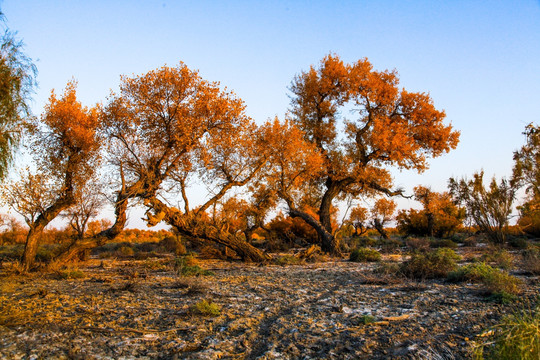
(397, 186, 465, 237)
(282, 54, 459, 252)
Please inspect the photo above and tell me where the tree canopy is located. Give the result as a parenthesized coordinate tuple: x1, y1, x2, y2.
(285, 54, 460, 253)
(0, 19, 37, 180)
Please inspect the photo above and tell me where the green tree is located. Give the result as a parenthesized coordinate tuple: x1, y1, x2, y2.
(513, 123, 540, 235)
(0, 15, 37, 180)
(449, 172, 515, 244)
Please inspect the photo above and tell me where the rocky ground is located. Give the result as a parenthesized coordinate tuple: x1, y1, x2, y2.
(0, 253, 538, 360)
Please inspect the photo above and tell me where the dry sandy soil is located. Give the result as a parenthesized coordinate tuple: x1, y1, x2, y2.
(0, 253, 538, 359)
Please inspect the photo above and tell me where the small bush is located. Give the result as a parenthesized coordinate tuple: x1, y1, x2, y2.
(117, 246, 135, 257)
(377, 237, 402, 253)
(350, 248, 382, 262)
(463, 236, 478, 247)
(274, 255, 304, 266)
(508, 236, 528, 249)
(175, 256, 214, 277)
(192, 300, 221, 317)
(35, 245, 58, 262)
(448, 262, 521, 297)
(374, 262, 401, 276)
(358, 315, 376, 325)
(56, 269, 85, 280)
(405, 237, 430, 251)
(522, 247, 540, 274)
(433, 239, 458, 249)
(450, 233, 467, 243)
(356, 237, 378, 247)
(474, 305, 539, 359)
(480, 248, 514, 270)
(159, 236, 186, 255)
(400, 248, 460, 279)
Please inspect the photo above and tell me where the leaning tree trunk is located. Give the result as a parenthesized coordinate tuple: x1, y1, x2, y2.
(21, 195, 75, 271)
(53, 190, 129, 265)
(21, 226, 43, 271)
(373, 219, 389, 239)
(288, 208, 341, 256)
(146, 197, 270, 263)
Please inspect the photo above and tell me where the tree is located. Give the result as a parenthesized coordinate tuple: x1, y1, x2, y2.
(286, 54, 460, 254)
(370, 198, 396, 239)
(0, 213, 25, 245)
(0, 17, 37, 180)
(2, 82, 101, 270)
(347, 205, 369, 236)
(61, 180, 105, 241)
(100, 63, 270, 262)
(396, 186, 464, 238)
(449, 172, 515, 244)
(513, 123, 540, 235)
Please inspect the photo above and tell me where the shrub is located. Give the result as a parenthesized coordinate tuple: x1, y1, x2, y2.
(274, 255, 304, 266)
(433, 239, 458, 249)
(474, 305, 539, 359)
(350, 248, 382, 262)
(175, 256, 214, 277)
(56, 269, 85, 280)
(405, 237, 430, 251)
(508, 236, 528, 249)
(192, 300, 221, 317)
(522, 248, 540, 275)
(377, 237, 403, 253)
(159, 236, 186, 255)
(400, 248, 460, 279)
(358, 315, 376, 325)
(448, 262, 521, 298)
(374, 262, 401, 276)
(117, 245, 135, 257)
(348, 236, 377, 248)
(480, 248, 515, 270)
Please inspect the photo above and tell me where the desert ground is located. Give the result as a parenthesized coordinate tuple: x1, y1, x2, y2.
(1, 245, 538, 360)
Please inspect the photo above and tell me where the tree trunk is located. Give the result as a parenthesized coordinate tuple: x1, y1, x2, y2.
(373, 219, 388, 239)
(53, 190, 129, 265)
(289, 208, 341, 256)
(21, 226, 43, 271)
(21, 194, 75, 271)
(146, 197, 270, 263)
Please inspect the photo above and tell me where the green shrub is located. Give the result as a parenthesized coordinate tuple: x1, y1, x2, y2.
(405, 237, 430, 251)
(56, 269, 85, 280)
(474, 305, 539, 359)
(433, 239, 458, 249)
(117, 246, 135, 257)
(400, 248, 460, 279)
(356, 237, 378, 247)
(522, 247, 540, 275)
(508, 236, 528, 249)
(35, 245, 59, 262)
(480, 248, 514, 270)
(377, 237, 403, 253)
(175, 256, 214, 277)
(274, 255, 304, 266)
(350, 248, 382, 262)
(374, 262, 401, 276)
(357, 315, 376, 325)
(192, 300, 221, 317)
(448, 262, 521, 298)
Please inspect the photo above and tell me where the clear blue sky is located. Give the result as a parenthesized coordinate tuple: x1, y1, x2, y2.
(2, 1, 540, 226)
